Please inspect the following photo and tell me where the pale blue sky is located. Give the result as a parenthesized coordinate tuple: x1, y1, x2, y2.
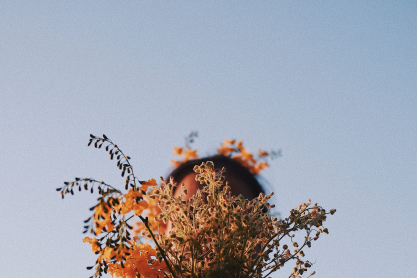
(1, 1, 416, 277)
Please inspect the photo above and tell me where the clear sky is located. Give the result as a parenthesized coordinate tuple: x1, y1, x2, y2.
(1, 1, 416, 277)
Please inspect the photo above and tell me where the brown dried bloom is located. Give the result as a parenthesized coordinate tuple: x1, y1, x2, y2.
(150, 161, 335, 278)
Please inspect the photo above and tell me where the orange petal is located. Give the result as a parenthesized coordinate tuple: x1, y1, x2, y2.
(184, 149, 198, 160)
(258, 148, 269, 157)
(170, 159, 182, 167)
(172, 146, 183, 156)
(224, 138, 236, 146)
(216, 147, 235, 156)
(133, 200, 149, 216)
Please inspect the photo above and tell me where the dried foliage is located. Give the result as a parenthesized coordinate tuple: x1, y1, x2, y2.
(58, 134, 335, 278)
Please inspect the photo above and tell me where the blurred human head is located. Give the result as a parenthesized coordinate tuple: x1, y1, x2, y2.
(160, 155, 266, 234)
(167, 155, 265, 200)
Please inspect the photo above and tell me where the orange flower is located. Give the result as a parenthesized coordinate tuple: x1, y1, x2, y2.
(101, 246, 114, 261)
(237, 140, 243, 150)
(254, 162, 269, 174)
(83, 237, 100, 253)
(240, 146, 257, 164)
(132, 200, 149, 216)
(134, 195, 162, 235)
(171, 137, 272, 174)
(217, 146, 235, 156)
(223, 138, 236, 146)
(258, 148, 269, 157)
(184, 149, 198, 160)
(93, 203, 114, 234)
(170, 159, 182, 167)
(122, 189, 144, 215)
(172, 146, 183, 156)
(141, 178, 157, 192)
(105, 242, 167, 278)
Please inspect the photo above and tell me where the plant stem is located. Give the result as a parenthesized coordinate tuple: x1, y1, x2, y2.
(140, 215, 177, 278)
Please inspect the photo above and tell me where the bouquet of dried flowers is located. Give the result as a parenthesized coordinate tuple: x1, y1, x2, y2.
(57, 134, 335, 278)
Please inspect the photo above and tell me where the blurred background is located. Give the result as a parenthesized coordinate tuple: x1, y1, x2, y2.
(1, 1, 416, 277)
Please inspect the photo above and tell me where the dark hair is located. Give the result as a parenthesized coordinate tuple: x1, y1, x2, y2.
(167, 155, 265, 197)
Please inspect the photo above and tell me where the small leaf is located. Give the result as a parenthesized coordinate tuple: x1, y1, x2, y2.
(86, 266, 94, 270)
(56, 187, 62, 191)
(103, 134, 108, 140)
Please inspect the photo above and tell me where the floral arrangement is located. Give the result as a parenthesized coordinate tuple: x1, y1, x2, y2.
(57, 134, 335, 278)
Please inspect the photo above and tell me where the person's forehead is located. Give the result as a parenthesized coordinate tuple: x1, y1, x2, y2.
(177, 172, 257, 200)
